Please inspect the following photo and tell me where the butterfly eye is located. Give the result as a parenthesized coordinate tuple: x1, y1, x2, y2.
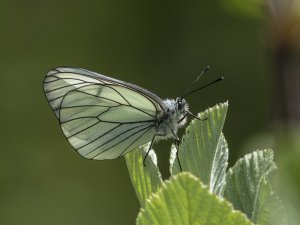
(177, 100, 183, 110)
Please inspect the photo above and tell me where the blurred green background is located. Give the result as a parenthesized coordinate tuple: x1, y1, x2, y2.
(1, 0, 299, 224)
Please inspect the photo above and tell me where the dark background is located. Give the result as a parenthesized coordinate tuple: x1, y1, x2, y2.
(1, 0, 299, 224)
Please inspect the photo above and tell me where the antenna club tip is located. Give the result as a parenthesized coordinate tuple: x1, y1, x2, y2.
(220, 76, 224, 80)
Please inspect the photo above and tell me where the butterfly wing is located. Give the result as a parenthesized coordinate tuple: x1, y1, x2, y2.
(43, 67, 165, 160)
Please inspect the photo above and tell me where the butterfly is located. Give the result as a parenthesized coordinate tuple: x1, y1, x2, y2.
(43, 66, 222, 166)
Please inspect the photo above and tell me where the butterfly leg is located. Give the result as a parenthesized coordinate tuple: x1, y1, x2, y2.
(171, 130, 182, 171)
(143, 135, 156, 167)
(177, 113, 188, 124)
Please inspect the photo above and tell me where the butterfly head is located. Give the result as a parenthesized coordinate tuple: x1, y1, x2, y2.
(176, 98, 188, 113)
(175, 97, 189, 127)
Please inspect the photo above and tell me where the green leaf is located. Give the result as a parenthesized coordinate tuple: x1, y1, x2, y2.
(125, 143, 163, 207)
(137, 173, 254, 225)
(225, 149, 286, 224)
(170, 102, 229, 196)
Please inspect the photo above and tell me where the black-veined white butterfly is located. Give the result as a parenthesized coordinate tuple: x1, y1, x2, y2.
(43, 66, 222, 166)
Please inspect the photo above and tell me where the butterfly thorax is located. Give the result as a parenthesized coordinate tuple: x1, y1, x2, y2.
(155, 98, 188, 140)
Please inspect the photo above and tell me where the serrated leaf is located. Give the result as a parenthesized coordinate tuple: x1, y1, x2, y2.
(170, 102, 229, 196)
(225, 149, 286, 225)
(137, 173, 254, 225)
(125, 143, 163, 207)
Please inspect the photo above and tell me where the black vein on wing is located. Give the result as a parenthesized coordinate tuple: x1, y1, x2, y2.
(45, 77, 99, 102)
(81, 123, 151, 156)
(106, 85, 157, 118)
(64, 86, 157, 119)
(73, 123, 123, 150)
(61, 116, 155, 124)
(50, 76, 101, 85)
(43, 77, 59, 83)
(107, 85, 130, 105)
(54, 100, 120, 113)
(66, 119, 101, 138)
(57, 85, 127, 120)
(44, 81, 90, 93)
(60, 105, 119, 109)
(45, 77, 159, 120)
(118, 127, 153, 158)
(90, 124, 153, 159)
(44, 69, 164, 113)
(116, 84, 163, 113)
(74, 89, 123, 105)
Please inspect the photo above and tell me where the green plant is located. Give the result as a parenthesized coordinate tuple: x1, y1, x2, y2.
(125, 102, 286, 225)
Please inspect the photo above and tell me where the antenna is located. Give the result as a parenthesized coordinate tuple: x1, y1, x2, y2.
(183, 65, 210, 96)
(181, 77, 224, 99)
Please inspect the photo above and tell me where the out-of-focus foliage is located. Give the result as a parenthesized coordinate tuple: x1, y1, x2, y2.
(220, 0, 266, 19)
(220, 0, 300, 49)
(225, 150, 286, 225)
(219, 1, 300, 223)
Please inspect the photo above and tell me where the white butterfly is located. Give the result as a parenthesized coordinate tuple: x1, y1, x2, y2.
(43, 67, 222, 163)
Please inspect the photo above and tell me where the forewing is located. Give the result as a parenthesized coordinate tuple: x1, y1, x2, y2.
(44, 68, 103, 117)
(43, 67, 162, 159)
